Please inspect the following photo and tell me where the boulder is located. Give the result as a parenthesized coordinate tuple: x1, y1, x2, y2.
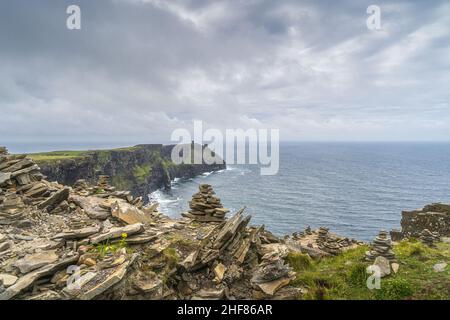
(391, 263, 400, 274)
(373, 256, 391, 277)
(111, 201, 153, 225)
(70, 195, 111, 220)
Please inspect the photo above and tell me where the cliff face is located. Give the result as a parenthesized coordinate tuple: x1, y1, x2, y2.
(34, 144, 225, 201)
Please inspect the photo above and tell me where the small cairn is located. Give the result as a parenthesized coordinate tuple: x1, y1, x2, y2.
(317, 227, 329, 242)
(0, 193, 28, 225)
(73, 179, 90, 195)
(365, 230, 396, 262)
(316, 227, 341, 255)
(94, 175, 115, 194)
(419, 229, 435, 247)
(305, 226, 312, 235)
(182, 184, 229, 222)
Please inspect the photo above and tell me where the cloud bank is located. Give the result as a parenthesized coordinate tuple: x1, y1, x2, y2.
(1, 0, 450, 146)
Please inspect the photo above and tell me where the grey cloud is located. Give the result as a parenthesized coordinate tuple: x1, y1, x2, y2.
(1, 0, 450, 147)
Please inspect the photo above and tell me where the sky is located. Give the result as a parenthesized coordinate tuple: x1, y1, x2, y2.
(1, 0, 450, 149)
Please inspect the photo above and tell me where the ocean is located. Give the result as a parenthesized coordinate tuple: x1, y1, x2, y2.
(152, 142, 450, 241)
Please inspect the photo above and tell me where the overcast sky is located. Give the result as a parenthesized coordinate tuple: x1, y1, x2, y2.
(1, 0, 450, 148)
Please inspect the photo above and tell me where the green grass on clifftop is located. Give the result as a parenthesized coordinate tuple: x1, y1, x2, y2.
(26, 146, 139, 163)
(27, 150, 89, 162)
(288, 240, 449, 300)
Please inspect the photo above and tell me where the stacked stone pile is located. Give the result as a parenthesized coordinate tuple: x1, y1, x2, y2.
(365, 230, 396, 262)
(0, 193, 29, 226)
(182, 184, 229, 222)
(419, 229, 435, 247)
(316, 227, 341, 255)
(251, 250, 294, 296)
(94, 175, 115, 194)
(0, 147, 70, 216)
(305, 226, 312, 235)
(315, 227, 358, 255)
(73, 179, 90, 196)
(317, 227, 329, 242)
(181, 208, 296, 298)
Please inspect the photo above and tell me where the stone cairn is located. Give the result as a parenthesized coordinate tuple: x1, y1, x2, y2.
(94, 175, 115, 194)
(182, 184, 229, 222)
(0, 146, 61, 225)
(305, 226, 312, 235)
(316, 227, 341, 255)
(365, 230, 396, 262)
(419, 229, 435, 247)
(73, 179, 90, 195)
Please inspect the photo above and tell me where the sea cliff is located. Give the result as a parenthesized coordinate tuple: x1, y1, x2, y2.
(28, 144, 226, 202)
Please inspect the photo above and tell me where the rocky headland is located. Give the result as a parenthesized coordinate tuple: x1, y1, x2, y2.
(28, 143, 225, 202)
(0, 146, 448, 300)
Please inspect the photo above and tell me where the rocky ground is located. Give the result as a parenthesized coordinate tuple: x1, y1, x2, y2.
(0, 146, 448, 300)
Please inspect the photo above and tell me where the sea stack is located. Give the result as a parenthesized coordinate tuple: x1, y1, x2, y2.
(182, 184, 229, 222)
(365, 230, 396, 262)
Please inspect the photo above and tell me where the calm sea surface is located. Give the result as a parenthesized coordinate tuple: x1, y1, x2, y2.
(6, 142, 450, 241)
(152, 142, 450, 241)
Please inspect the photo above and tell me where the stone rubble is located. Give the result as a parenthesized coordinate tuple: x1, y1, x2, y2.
(182, 184, 230, 222)
(0, 146, 301, 300)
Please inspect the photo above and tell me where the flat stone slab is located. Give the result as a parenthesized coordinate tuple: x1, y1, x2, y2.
(111, 201, 154, 225)
(70, 195, 111, 220)
(89, 223, 144, 244)
(77, 254, 137, 300)
(37, 188, 70, 210)
(0, 172, 11, 185)
(0, 254, 78, 300)
(14, 250, 59, 274)
(53, 226, 101, 240)
(0, 273, 18, 287)
(256, 276, 294, 296)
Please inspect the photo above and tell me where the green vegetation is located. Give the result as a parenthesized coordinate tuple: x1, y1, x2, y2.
(110, 172, 133, 191)
(28, 150, 89, 162)
(286, 252, 313, 271)
(133, 164, 152, 183)
(26, 146, 139, 163)
(92, 233, 129, 258)
(289, 241, 450, 300)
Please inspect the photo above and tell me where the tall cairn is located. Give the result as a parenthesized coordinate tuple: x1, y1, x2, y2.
(182, 184, 229, 222)
(365, 230, 396, 262)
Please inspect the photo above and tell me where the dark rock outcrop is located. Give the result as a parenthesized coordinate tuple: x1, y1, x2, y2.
(390, 203, 450, 240)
